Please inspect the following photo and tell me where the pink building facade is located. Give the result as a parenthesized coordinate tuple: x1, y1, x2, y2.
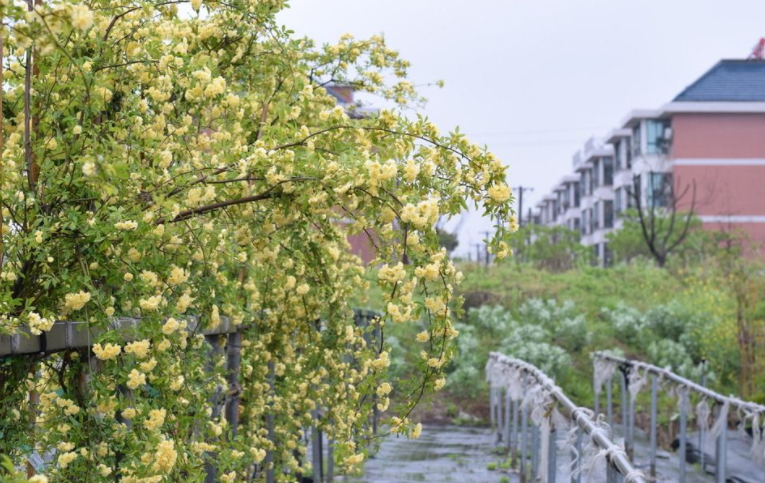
(535, 60, 765, 262)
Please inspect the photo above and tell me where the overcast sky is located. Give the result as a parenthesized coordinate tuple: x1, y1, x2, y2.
(278, 0, 765, 256)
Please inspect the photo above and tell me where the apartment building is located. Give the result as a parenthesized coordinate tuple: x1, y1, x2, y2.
(533, 59, 765, 264)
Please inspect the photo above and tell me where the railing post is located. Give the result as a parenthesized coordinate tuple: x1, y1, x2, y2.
(628, 389, 635, 461)
(548, 429, 557, 483)
(607, 375, 613, 429)
(606, 462, 618, 483)
(594, 369, 600, 417)
(715, 404, 726, 483)
(225, 329, 242, 438)
(679, 389, 687, 483)
(649, 374, 657, 479)
(498, 387, 505, 442)
(511, 398, 519, 466)
(520, 376, 529, 483)
(504, 387, 511, 445)
(490, 386, 496, 428)
(531, 422, 540, 479)
(571, 430, 582, 483)
(620, 367, 629, 446)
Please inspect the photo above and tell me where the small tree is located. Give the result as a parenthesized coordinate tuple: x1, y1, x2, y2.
(628, 173, 696, 267)
(511, 224, 590, 272)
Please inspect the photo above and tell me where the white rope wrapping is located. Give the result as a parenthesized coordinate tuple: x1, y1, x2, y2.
(628, 367, 648, 402)
(750, 411, 765, 465)
(677, 385, 690, 414)
(697, 397, 711, 432)
(593, 358, 618, 397)
(710, 400, 729, 439)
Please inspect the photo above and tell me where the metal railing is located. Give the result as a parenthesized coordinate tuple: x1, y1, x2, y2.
(592, 351, 765, 483)
(488, 352, 648, 483)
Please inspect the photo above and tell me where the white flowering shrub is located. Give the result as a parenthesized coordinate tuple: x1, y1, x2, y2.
(518, 299, 589, 352)
(0, 1, 515, 480)
(465, 304, 514, 334)
(500, 325, 571, 378)
(601, 302, 647, 346)
(646, 339, 715, 382)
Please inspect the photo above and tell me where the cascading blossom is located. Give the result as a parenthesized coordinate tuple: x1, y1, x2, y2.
(0, 0, 514, 480)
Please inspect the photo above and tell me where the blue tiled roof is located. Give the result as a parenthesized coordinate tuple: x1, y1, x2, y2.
(674, 60, 765, 102)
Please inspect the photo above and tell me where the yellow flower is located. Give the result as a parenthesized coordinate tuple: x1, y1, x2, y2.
(115, 220, 138, 231)
(58, 451, 77, 468)
(70, 4, 94, 31)
(162, 317, 180, 335)
(93, 343, 122, 361)
(139, 295, 163, 311)
(126, 369, 146, 390)
(376, 382, 392, 397)
(167, 265, 189, 286)
(153, 439, 178, 473)
(125, 339, 151, 359)
(296, 283, 310, 295)
(144, 408, 166, 431)
(122, 407, 136, 419)
(64, 291, 91, 311)
(82, 162, 96, 177)
(434, 377, 446, 391)
(487, 184, 511, 203)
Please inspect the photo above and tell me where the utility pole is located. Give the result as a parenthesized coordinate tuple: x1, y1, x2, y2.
(513, 186, 535, 226)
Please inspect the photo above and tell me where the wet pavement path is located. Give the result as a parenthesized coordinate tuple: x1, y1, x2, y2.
(347, 424, 765, 483)
(348, 425, 498, 482)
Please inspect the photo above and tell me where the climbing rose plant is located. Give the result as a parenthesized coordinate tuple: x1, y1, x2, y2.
(0, 0, 515, 481)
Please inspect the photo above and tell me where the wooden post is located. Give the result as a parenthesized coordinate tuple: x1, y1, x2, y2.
(225, 329, 242, 438)
(204, 334, 223, 483)
(265, 360, 275, 483)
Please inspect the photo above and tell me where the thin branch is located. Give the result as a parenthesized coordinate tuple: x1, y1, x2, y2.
(156, 191, 280, 224)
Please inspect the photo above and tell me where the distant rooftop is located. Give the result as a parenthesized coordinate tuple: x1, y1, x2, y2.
(674, 60, 765, 102)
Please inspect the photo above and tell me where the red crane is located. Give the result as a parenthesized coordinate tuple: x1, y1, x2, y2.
(749, 38, 765, 59)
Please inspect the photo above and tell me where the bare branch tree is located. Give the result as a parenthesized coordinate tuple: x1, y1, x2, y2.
(630, 171, 697, 267)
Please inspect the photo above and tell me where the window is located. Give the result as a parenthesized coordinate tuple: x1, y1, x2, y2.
(646, 119, 670, 155)
(632, 123, 641, 158)
(625, 137, 632, 168)
(592, 203, 599, 231)
(626, 185, 635, 209)
(552, 200, 558, 221)
(592, 160, 600, 189)
(593, 244, 600, 265)
(603, 200, 614, 228)
(647, 172, 672, 208)
(614, 141, 622, 171)
(614, 187, 622, 213)
(573, 182, 580, 207)
(573, 217, 580, 232)
(603, 157, 613, 186)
